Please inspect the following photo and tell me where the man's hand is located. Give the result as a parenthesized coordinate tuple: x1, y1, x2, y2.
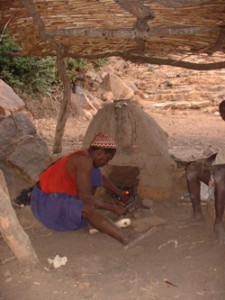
(113, 205, 128, 216)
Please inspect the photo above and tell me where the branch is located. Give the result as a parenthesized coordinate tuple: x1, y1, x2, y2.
(120, 53, 225, 70)
(115, 0, 155, 30)
(20, 0, 46, 41)
(146, 0, 212, 8)
(115, 0, 155, 19)
(0, 12, 16, 42)
(20, 0, 61, 52)
(207, 26, 225, 53)
(53, 52, 71, 154)
(66, 51, 225, 71)
(4, 51, 24, 57)
(47, 26, 212, 39)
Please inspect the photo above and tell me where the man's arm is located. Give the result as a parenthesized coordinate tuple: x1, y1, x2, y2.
(68, 152, 95, 205)
(102, 175, 125, 199)
(68, 153, 126, 215)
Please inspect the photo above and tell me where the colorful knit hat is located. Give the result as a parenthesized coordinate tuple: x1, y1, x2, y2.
(90, 133, 116, 149)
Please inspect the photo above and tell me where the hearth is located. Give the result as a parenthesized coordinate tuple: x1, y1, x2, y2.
(83, 101, 176, 200)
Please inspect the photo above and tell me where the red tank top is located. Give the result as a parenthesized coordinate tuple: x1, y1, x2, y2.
(39, 150, 87, 195)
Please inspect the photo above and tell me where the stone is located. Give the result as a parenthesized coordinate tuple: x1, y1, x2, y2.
(142, 199, 154, 209)
(0, 111, 52, 200)
(131, 214, 167, 232)
(102, 91, 114, 101)
(0, 80, 25, 115)
(101, 73, 134, 100)
(71, 93, 97, 112)
(190, 101, 212, 109)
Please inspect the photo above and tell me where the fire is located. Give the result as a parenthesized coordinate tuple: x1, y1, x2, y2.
(122, 190, 130, 196)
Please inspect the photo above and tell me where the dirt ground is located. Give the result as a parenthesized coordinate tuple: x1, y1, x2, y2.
(1, 108, 225, 300)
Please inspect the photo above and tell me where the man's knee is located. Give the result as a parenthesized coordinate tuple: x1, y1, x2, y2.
(213, 167, 225, 185)
(82, 204, 96, 219)
(186, 160, 211, 181)
(186, 162, 199, 181)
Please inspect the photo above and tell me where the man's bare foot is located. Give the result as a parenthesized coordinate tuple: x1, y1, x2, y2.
(178, 214, 205, 229)
(192, 211, 205, 221)
(214, 222, 225, 244)
(122, 228, 156, 250)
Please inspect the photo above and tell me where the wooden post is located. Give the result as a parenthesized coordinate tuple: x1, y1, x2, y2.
(0, 170, 39, 265)
(53, 52, 71, 154)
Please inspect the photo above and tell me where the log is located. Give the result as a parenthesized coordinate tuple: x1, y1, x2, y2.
(0, 170, 39, 265)
(53, 52, 71, 154)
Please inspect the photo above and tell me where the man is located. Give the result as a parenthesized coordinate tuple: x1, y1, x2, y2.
(30, 133, 150, 248)
(186, 100, 225, 244)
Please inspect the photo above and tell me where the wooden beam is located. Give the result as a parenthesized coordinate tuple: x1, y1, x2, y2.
(47, 26, 212, 39)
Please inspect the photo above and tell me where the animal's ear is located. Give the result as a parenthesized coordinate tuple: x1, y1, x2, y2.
(206, 152, 217, 164)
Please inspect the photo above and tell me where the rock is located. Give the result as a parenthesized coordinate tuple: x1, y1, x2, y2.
(126, 81, 139, 92)
(85, 70, 98, 81)
(0, 80, 25, 115)
(102, 99, 113, 106)
(134, 91, 147, 99)
(142, 199, 154, 209)
(0, 111, 52, 200)
(101, 73, 134, 100)
(16, 206, 46, 229)
(71, 93, 98, 112)
(153, 101, 191, 110)
(102, 91, 114, 102)
(7, 136, 50, 183)
(83, 110, 93, 120)
(132, 94, 148, 108)
(131, 214, 167, 232)
(190, 101, 212, 109)
(99, 65, 115, 77)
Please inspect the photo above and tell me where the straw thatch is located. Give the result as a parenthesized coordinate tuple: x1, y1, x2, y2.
(1, 0, 225, 70)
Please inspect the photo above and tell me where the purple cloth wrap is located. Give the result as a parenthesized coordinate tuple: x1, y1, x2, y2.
(30, 166, 103, 231)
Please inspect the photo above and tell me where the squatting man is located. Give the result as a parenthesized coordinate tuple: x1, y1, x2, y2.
(186, 100, 225, 244)
(30, 133, 150, 248)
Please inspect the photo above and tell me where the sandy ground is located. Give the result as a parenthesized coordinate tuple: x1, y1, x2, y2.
(1, 108, 225, 300)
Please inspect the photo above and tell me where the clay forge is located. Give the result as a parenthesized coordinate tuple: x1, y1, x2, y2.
(83, 101, 176, 200)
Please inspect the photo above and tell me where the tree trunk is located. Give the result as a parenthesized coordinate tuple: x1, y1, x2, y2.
(0, 170, 39, 265)
(53, 53, 71, 153)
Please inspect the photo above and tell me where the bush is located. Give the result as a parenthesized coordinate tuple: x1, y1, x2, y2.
(65, 57, 90, 82)
(0, 35, 57, 95)
(92, 58, 109, 70)
(0, 35, 109, 96)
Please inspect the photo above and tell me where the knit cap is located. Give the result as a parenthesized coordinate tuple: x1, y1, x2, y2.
(90, 133, 116, 149)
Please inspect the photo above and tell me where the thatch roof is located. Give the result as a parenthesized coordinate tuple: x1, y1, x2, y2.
(1, 0, 225, 69)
